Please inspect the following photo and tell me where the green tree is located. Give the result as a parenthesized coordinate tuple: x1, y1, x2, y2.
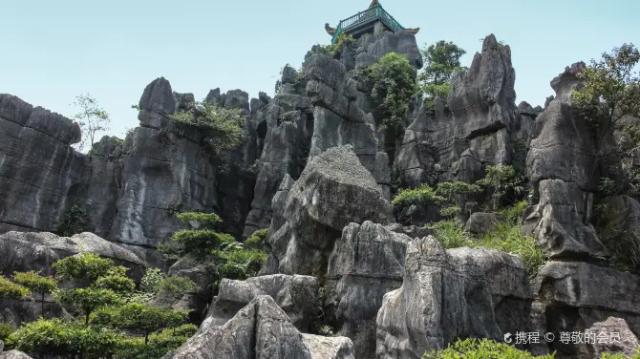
(93, 266, 136, 295)
(72, 94, 111, 152)
(420, 41, 466, 107)
(171, 102, 244, 154)
(52, 252, 114, 285)
(56, 287, 122, 325)
(13, 271, 58, 317)
(476, 164, 525, 210)
(0, 276, 29, 300)
(364, 52, 418, 146)
(56, 205, 91, 237)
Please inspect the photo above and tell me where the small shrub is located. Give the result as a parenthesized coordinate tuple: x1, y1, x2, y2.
(157, 276, 196, 300)
(56, 205, 91, 237)
(55, 287, 122, 325)
(52, 252, 114, 283)
(13, 271, 58, 315)
(428, 220, 471, 249)
(0, 323, 14, 341)
(393, 184, 445, 207)
(176, 212, 222, 227)
(423, 338, 555, 359)
(140, 268, 165, 293)
(0, 276, 29, 300)
(93, 267, 136, 295)
(435, 181, 482, 202)
(245, 228, 269, 250)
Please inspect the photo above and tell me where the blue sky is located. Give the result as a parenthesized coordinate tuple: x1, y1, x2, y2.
(2, 0, 639, 139)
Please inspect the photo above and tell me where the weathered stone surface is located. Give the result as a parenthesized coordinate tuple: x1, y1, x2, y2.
(206, 274, 320, 332)
(0, 231, 145, 277)
(325, 221, 410, 359)
(376, 237, 533, 359)
(535, 261, 640, 357)
(585, 317, 640, 358)
(302, 334, 355, 359)
(0, 351, 33, 359)
(266, 146, 393, 275)
(464, 212, 500, 235)
(595, 195, 640, 273)
(354, 29, 423, 69)
(0, 94, 85, 233)
(170, 295, 312, 359)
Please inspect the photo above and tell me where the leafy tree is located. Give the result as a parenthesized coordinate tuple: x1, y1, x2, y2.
(55, 287, 121, 325)
(245, 228, 269, 251)
(72, 94, 111, 152)
(364, 52, 418, 146)
(420, 41, 466, 107)
(171, 102, 244, 154)
(13, 271, 58, 316)
(476, 164, 525, 210)
(0, 276, 29, 300)
(52, 252, 114, 284)
(0, 323, 14, 341)
(156, 276, 196, 300)
(56, 205, 91, 237)
(392, 184, 445, 207)
(93, 266, 136, 295)
(92, 303, 188, 344)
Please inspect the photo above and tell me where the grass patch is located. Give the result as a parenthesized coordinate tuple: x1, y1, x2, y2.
(393, 184, 445, 207)
(423, 338, 555, 359)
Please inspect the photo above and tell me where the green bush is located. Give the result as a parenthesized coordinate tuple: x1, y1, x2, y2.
(423, 338, 555, 359)
(157, 276, 197, 300)
(245, 228, 269, 250)
(171, 229, 236, 258)
(0, 323, 14, 341)
(435, 181, 483, 202)
(7, 318, 122, 359)
(55, 287, 122, 325)
(13, 271, 58, 315)
(140, 268, 165, 293)
(393, 184, 445, 208)
(171, 102, 244, 154)
(93, 267, 136, 294)
(364, 52, 418, 138)
(428, 220, 471, 249)
(601, 351, 640, 359)
(56, 205, 91, 237)
(419, 40, 466, 109)
(0, 276, 29, 300)
(176, 212, 222, 226)
(52, 252, 115, 283)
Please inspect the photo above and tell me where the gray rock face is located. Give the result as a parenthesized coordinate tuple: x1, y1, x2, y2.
(376, 237, 533, 359)
(525, 64, 607, 260)
(595, 195, 640, 273)
(535, 261, 640, 357)
(585, 317, 639, 358)
(395, 35, 526, 187)
(325, 221, 410, 359)
(171, 295, 312, 359)
(0, 351, 33, 359)
(302, 334, 355, 359)
(0, 94, 85, 233)
(0, 231, 145, 277)
(464, 212, 500, 235)
(206, 274, 320, 332)
(265, 146, 393, 275)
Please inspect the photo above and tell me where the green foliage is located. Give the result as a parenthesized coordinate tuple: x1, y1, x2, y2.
(13, 271, 58, 315)
(56, 288, 122, 325)
(439, 206, 462, 218)
(7, 318, 121, 359)
(245, 228, 269, 250)
(56, 205, 91, 237)
(113, 324, 197, 359)
(601, 351, 640, 359)
(598, 176, 618, 196)
(476, 164, 525, 209)
(170, 102, 244, 154)
(72, 94, 111, 152)
(52, 252, 114, 283)
(0, 276, 29, 299)
(392, 184, 445, 207)
(572, 43, 640, 129)
(423, 338, 555, 359)
(176, 212, 222, 227)
(171, 229, 236, 258)
(428, 220, 471, 249)
(364, 52, 418, 137)
(93, 267, 136, 295)
(140, 268, 164, 293)
(329, 33, 355, 56)
(435, 181, 483, 202)
(157, 276, 196, 300)
(0, 323, 15, 341)
(420, 41, 466, 108)
(93, 302, 188, 343)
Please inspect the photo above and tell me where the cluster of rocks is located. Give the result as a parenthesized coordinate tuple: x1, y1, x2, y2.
(1, 23, 640, 359)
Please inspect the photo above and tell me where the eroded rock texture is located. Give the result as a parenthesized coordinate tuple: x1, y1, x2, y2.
(325, 221, 410, 359)
(376, 237, 533, 359)
(264, 146, 393, 275)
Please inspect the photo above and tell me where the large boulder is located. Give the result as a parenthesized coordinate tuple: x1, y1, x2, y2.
(376, 237, 533, 359)
(585, 317, 640, 358)
(324, 221, 410, 359)
(265, 146, 393, 275)
(0, 231, 146, 277)
(302, 334, 355, 359)
(535, 260, 640, 357)
(170, 295, 352, 359)
(0, 351, 33, 359)
(205, 274, 320, 332)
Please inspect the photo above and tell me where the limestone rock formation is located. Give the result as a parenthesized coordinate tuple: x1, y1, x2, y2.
(376, 236, 533, 358)
(171, 295, 352, 359)
(0, 351, 33, 359)
(526, 63, 607, 259)
(324, 221, 410, 359)
(535, 261, 640, 357)
(265, 146, 393, 275)
(464, 212, 500, 235)
(585, 317, 640, 358)
(205, 274, 320, 332)
(302, 334, 355, 359)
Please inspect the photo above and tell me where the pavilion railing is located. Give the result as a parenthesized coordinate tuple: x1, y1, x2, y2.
(332, 4, 404, 43)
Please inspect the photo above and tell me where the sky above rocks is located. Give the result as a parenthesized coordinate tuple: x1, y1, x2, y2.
(2, 0, 638, 139)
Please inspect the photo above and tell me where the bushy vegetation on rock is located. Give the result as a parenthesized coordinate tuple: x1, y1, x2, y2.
(423, 338, 555, 359)
(420, 40, 466, 109)
(56, 205, 91, 237)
